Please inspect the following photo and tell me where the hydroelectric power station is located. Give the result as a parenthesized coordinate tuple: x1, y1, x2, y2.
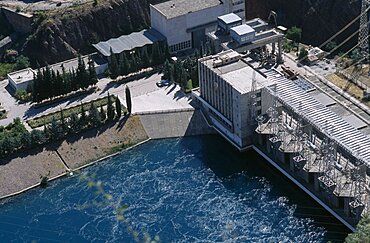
(192, 50, 370, 231)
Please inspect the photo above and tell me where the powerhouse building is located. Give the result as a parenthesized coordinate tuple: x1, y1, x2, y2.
(196, 50, 275, 148)
(150, 0, 245, 53)
(194, 50, 370, 229)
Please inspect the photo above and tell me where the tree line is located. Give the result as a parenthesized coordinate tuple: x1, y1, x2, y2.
(108, 42, 170, 79)
(31, 55, 98, 103)
(0, 92, 128, 159)
(162, 53, 200, 91)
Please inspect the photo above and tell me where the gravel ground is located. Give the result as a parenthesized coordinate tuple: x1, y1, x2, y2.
(0, 148, 66, 198)
(57, 115, 149, 170)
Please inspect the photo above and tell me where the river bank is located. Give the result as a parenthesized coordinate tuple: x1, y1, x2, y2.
(0, 115, 149, 200)
(0, 109, 214, 200)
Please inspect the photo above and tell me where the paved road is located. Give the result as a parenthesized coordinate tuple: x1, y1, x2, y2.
(0, 73, 162, 126)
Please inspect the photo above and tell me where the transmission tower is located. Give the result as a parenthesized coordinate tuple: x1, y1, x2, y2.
(358, 0, 370, 54)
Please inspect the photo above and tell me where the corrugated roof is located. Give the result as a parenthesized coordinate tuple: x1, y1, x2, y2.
(93, 29, 166, 57)
(152, 0, 222, 19)
(218, 13, 242, 24)
(265, 69, 370, 166)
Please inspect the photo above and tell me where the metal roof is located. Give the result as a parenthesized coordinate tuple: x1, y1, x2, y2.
(93, 29, 165, 57)
(151, 0, 222, 19)
(230, 24, 255, 36)
(264, 69, 370, 166)
(218, 13, 242, 24)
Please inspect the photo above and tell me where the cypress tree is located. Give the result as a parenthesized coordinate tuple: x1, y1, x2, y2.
(60, 109, 67, 134)
(100, 105, 106, 122)
(115, 97, 122, 118)
(109, 48, 119, 79)
(151, 43, 161, 66)
(79, 103, 87, 128)
(88, 55, 98, 86)
(125, 86, 132, 114)
(142, 48, 150, 68)
(107, 93, 115, 121)
(162, 59, 172, 81)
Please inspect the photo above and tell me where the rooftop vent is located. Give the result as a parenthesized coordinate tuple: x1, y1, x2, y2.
(213, 51, 241, 68)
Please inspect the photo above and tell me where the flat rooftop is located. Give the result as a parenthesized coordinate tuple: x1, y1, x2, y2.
(151, 0, 222, 19)
(218, 13, 242, 24)
(202, 52, 274, 94)
(7, 68, 35, 84)
(231, 24, 255, 36)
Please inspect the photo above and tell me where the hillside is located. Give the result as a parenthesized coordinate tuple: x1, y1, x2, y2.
(247, 0, 361, 46)
(21, 0, 165, 65)
(20, 0, 362, 65)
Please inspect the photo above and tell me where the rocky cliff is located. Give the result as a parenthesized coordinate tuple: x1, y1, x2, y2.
(22, 0, 165, 65)
(247, 0, 361, 46)
(22, 0, 362, 65)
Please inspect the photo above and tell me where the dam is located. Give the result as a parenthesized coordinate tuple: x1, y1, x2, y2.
(193, 50, 370, 231)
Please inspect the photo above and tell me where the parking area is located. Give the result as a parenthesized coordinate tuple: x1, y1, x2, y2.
(132, 84, 193, 114)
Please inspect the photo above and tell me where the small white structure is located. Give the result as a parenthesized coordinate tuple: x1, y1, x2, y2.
(7, 68, 35, 91)
(150, 0, 245, 53)
(218, 13, 242, 33)
(230, 24, 256, 45)
(307, 47, 325, 64)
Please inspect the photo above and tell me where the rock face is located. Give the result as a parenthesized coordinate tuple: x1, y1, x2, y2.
(22, 0, 165, 65)
(23, 0, 362, 64)
(247, 0, 361, 46)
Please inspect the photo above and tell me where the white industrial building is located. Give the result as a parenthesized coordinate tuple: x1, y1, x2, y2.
(150, 0, 245, 53)
(7, 68, 35, 91)
(195, 50, 275, 148)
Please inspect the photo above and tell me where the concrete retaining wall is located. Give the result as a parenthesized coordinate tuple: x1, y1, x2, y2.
(139, 109, 215, 139)
(1, 7, 33, 34)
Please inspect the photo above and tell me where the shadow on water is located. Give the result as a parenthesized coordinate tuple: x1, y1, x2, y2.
(179, 135, 351, 242)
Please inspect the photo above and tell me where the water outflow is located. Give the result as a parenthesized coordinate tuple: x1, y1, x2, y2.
(0, 136, 350, 242)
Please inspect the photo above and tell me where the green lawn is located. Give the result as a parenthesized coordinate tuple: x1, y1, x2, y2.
(28, 96, 118, 128)
(0, 63, 15, 79)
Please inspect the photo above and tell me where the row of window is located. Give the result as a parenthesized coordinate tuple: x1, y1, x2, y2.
(169, 40, 191, 53)
(233, 9, 244, 14)
(232, 0, 244, 6)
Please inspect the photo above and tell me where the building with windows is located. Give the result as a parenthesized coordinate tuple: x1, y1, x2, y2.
(195, 50, 275, 148)
(150, 0, 245, 53)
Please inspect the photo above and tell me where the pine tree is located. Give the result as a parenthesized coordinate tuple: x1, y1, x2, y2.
(107, 93, 115, 121)
(48, 117, 64, 141)
(115, 97, 122, 118)
(125, 86, 132, 114)
(109, 48, 119, 79)
(69, 112, 80, 133)
(20, 130, 32, 148)
(88, 102, 101, 127)
(30, 129, 46, 145)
